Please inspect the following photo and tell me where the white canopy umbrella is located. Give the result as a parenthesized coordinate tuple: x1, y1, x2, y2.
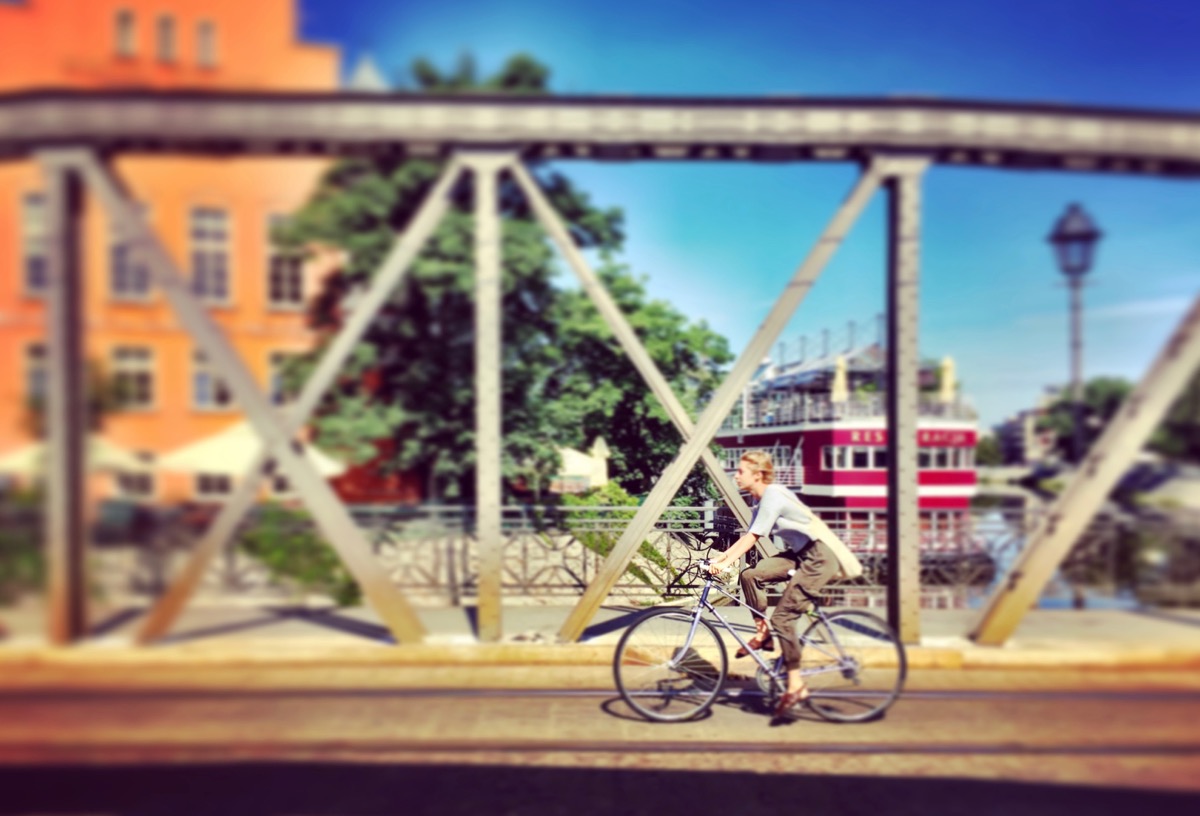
(939, 356, 957, 404)
(158, 421, 346, 478)
(0, 435, 148, 476)
(830, 355, 850, 403)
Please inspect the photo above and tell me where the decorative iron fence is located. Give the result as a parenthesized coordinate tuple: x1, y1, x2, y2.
(16, 498, 1197, 609)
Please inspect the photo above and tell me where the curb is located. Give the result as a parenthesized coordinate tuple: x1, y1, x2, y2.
(3, 640, 1200, 672)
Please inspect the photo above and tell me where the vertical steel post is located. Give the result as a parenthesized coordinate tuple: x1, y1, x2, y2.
(41, 154, 87, 645)
(972, 294, 1200, 644)
(1069, 277, 1085, 463)
(467, 154, 507, 643)
(885, 157, 930, 645)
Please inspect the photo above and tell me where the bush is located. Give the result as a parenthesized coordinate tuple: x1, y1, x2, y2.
(560, 482, 673, 585)
(238, 502, 361, 606)
(0, 489, 44, 605)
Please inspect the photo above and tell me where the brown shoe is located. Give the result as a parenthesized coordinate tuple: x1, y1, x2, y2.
(773, 686, 811, 717)
(734, 633, 775, 658)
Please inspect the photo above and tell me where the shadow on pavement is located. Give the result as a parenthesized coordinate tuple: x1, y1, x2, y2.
(580, 605, 645, 640)
(0, 763, 1195, 815)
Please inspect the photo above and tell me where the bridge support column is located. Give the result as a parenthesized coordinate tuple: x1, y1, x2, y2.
(465, 153, 510, 643)
(884, 157, 930, 645)
(40, 152, 88, 644)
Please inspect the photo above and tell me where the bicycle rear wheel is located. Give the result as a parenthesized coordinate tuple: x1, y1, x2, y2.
(613, 608, 728, 722)
(800, 610, 906, 723)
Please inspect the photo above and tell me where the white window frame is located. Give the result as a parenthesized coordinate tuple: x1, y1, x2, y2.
(195, 473, 232, 499)
(157, 14, 176, 63)
(114, 8, 136, 57)
(192, 349, 235, 411)
(266, 214, 305, 309)
(268, 350, 300, 406)
(190, 207, 232, 304)
(111, 346, 155, 411)
(24, 342, 47, 405)
(20, 192, 47, 297)
(109, 202, 152, 301)
(116, 471, 156, 499)
(196, 19, 217, 68)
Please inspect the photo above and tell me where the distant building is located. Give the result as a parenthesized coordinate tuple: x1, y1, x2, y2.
(995, 387, 1062, 465)
(0, 1, 384, 504)
(550, 438, 611, 495)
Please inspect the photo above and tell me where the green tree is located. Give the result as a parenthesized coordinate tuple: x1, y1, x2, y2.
(975, 434, 1002, 466)
(1038, 377, 1133, 460)
(1148, 367, 1200, 463)
(279, 54, 731, 501)
(1038, 373, 1200, 464)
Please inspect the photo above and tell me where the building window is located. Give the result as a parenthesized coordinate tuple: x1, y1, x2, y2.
(197, 20, 216, 67)
(21, 193, 47, 296)
(25, 343, 47, 404)
(872, 448, 889, 469)
(267, 215, 304, 308)
(110, 204, 151, 300)
(114, 9, 136, 56)
(111, 346, 154, 409)
(193, 349, 234, 409)
(268, 351, 299, 405)
(851, 447, 871, 469)
(196, 473, 232, 498)
(190, 208, 230, 302)
(156, 15, 176, 62)
(117, 471, 154, 498)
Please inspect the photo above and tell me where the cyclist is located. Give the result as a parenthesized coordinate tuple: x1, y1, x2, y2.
(706, 450, 863, 716)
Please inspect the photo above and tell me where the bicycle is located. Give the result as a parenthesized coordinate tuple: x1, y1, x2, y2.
(613, 559, 907, 723)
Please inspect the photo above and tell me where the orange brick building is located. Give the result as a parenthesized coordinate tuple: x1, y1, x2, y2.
(0, 0, 387, 504)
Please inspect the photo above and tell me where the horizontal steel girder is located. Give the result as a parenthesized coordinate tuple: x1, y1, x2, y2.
(1, 92, 1199, 176)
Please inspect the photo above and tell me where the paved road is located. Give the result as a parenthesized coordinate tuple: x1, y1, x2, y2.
(0, 668, 1198, 814)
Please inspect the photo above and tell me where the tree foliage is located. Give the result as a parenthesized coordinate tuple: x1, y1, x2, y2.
(1037, 373, 1200, 464)
(279, 55, 732, 501)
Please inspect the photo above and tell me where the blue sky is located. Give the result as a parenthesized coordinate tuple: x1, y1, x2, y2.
(299, 0, 1199, 429)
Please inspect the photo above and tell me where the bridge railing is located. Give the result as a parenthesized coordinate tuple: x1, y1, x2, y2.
(69, 501, 1186, 610)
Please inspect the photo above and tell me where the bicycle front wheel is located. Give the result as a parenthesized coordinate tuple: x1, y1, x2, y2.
(613, 608, 728, 722)
(800, 610, 906, 723)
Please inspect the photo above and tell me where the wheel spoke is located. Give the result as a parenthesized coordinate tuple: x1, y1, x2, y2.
(614, 609, 727, 722)
(800, 610, 906, 722)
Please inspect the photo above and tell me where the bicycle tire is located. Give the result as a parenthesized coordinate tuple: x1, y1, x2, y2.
(799, 609, 906, 723)
(613, 608, 728, 722)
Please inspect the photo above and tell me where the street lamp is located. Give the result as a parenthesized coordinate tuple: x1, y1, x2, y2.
(1047, 203, 1103, 464)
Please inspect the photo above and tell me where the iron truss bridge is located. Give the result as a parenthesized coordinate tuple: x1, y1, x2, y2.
(1, 90, 1199, 174)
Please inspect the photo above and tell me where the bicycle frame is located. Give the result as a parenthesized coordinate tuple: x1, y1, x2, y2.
(675, 570, 859, 690)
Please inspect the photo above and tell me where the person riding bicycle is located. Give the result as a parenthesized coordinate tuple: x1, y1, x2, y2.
(706, 450, 863, 716)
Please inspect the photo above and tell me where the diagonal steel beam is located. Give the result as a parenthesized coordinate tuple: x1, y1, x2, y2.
(72, 150, 427, 644)
(557, 160, 890, 642)
(507, 160, 762, 553)
(134, 158, 465, 643)
(971, 294, 1200, 645)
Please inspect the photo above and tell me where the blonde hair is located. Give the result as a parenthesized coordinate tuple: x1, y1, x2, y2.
(740, 450, 775, 485)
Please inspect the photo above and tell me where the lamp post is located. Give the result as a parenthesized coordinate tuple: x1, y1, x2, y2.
(1047, 203, 1102, 464)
